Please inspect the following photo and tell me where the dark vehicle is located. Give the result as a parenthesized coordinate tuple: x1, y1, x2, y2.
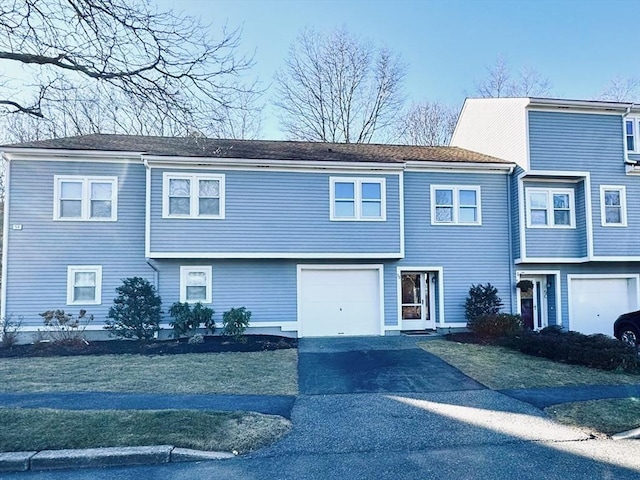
(613, 310, 640, 346)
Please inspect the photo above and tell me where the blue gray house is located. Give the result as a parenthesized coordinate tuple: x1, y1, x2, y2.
(0, 137, 514, 337)
(2, 96, 637, 338)
(452, 97, 640, 335)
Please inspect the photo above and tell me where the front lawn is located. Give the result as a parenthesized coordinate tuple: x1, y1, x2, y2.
(545, 398, 640, 436)
(0, 349, 298, 395)
(420, 339, 639, 390)
(0, 408, 291, 454)
(420, 339, 640, 435)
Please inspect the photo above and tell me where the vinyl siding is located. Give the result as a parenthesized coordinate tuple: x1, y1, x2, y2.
(517, 262, 640, 330)
(149, 168, 402, 255)
(4, 160, 151, 327)
(451, 98, 529, 168)
(528, 110, 640, 257)
(398, 171, 513, 325)
(522, 180, 587, 258)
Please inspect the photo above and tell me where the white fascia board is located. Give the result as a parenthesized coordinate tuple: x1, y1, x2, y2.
(148, 251, 404, 259)
(528, 98, 637, 113)
(143, 156, 406, 172)
(405, 161, 514, 173)
(519, 170, 590, 179)
(515, 256, 590, 264)
(1, 148, 143, 163)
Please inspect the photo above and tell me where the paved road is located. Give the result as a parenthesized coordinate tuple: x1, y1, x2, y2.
(5, 336, 640, 479)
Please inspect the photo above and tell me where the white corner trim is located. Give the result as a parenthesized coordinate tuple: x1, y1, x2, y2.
(0, 159, 10, 320)
(145, 164, 151, 257)
(518, 176, 526, 259)
(399, 171, 405, 258)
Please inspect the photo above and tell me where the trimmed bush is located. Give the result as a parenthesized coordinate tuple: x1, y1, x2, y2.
(468, 313, 523, 337)
(105, 277, 162, 341)
(168, 302, 215, 338)
(464, 283, 503, 324)
(38, 310, 92, 345)
(501, 328, 640, 373)
(222, 307, 251, 342)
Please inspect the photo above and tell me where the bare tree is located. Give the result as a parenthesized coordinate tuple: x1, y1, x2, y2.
(598, 76, 640, 103)
(274, 27, 405, 143)
(396, 101, 458, 146)
(475, 56, 552, 98)
(0, 0, 260, 138)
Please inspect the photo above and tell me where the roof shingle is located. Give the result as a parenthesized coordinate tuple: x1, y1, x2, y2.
(2, 134, 512, 165)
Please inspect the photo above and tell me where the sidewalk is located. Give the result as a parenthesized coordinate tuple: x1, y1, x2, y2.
(0, 392, 296, 418)
(498, 384, 640, 409)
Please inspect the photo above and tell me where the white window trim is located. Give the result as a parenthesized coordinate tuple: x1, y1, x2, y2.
(67, 265, 102, 305)
(179, 266, 213, 304)
(162, 172, 226, 219)
(53, 176, 118, 221)
(430, 185, 482, 226)
(329, 177, 386, 221)
(526, 187, 575, 229)
(600, 185, 627, 227)
(625, 117, 639, 153)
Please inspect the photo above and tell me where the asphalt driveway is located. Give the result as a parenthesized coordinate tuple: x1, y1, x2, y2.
(298, 336, 484, 394)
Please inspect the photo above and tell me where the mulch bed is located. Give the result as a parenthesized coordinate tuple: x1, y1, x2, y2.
(0, 335, 297, 358)
(444, 332, 495, 345)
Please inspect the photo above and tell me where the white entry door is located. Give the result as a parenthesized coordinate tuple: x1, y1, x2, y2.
(401, 272, 435, 330)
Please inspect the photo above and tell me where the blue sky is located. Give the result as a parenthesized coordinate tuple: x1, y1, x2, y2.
(159, 0, 640, 139)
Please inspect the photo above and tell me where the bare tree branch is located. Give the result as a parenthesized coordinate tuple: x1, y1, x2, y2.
(0, 0, 262, 138)
(475, 55, 552, 98)
(598, 76, 640, 102)
(274, 27, 405, 143)
(396, 101, 458, 146)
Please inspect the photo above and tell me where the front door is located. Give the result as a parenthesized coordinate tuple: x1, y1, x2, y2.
(520, 276, 547, 330)
(401, 272, 434, 330)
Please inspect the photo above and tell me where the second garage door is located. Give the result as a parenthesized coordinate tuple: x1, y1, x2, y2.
(298, 267, 382, 337)
(569, 276, 637, 335)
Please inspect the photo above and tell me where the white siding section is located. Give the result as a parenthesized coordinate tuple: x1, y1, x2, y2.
(451, 98, 530, 169)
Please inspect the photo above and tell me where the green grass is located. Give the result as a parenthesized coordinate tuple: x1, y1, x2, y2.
(419, 339, 640, 390)
(0, 408, 291, 453)
(546, 398, 640, 435)
(0, 349, 298, 395)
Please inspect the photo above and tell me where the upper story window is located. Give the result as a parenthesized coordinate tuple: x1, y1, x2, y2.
(430, 185, 481, 225)
(526, 187, 575, 228)
(330, 177, 386, 221)
(67, 265, 102, 305)
(600, 185, 627, 227)
(54, 176, 117, 221)
(626, 118, 639, 152)
(162, 173, 225, 219)
(180, 266, 212, 303)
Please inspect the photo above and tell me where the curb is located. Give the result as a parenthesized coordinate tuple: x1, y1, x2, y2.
(612, 427, 640, 440)
(0, 445, 235, 472)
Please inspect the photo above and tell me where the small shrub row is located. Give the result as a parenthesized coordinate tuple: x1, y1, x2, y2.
(500, 326, 640, 373)
(468, 313, 523, 337)
(169, 302, 215, 338)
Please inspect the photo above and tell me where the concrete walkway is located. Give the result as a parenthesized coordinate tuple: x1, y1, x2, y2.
(0, 392, 295, 418)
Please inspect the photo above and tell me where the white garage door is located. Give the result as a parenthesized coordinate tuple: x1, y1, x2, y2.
(569, 277, 636, 335)
(298, 267, 382, 337)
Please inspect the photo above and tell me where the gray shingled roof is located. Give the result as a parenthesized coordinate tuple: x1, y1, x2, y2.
(3, 134, 512, 165)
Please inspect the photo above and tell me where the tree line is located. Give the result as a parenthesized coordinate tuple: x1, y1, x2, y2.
(0, 1, 637, 146)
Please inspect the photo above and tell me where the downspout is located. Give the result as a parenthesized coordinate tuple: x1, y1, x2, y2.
(146, 259, 159, 289)
(506, 167, 516, 314)
(0, 152, 10, 327)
